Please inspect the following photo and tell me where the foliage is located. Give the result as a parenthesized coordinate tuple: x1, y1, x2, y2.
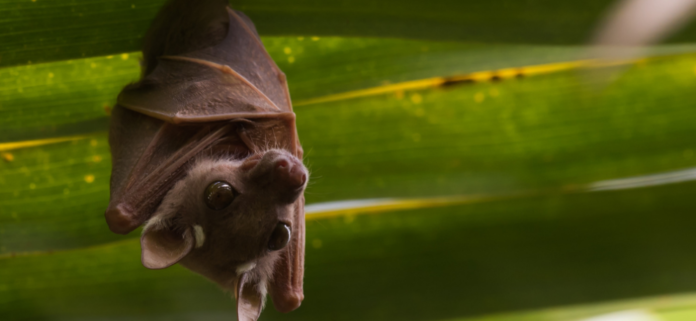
(2, 1, 696, 320)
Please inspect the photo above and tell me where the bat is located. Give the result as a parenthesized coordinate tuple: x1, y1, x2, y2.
(104, 0, 307, 320)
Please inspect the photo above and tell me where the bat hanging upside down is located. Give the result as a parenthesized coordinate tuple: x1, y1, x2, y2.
(103, 0, 307, 320)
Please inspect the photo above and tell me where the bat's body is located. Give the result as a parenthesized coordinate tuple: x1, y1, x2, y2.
(105, 0, 307, 320)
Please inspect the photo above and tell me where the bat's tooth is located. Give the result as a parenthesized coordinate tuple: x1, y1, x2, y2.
(193, 225, 206, 248)
(236, 261, 257, 274)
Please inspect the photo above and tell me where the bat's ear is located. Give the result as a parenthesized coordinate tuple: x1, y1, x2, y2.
(140, 218, 194, 269)
(235, 273, 265, 321)
(139, 175, 195, 269)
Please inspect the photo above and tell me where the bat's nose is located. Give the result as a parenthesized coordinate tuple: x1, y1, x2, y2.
(274, 157, 307, 189)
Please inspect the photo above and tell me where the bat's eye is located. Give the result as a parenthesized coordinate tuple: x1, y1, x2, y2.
(268, 222, 291, 251)
(204, 181, 236, 210)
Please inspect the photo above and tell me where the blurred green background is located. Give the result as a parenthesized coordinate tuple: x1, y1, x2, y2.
(2, 0, 696, 320)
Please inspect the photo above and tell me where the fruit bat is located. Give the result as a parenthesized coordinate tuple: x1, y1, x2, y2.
(104, 0, 307, 320)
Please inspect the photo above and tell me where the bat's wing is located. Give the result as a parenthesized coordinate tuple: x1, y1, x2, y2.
(269, 195, 306, 313)
(117, 5, 293, 124)
(106, 106, 238, 234)
(106, 109, 301, 234)
(108, 0, 301, 233)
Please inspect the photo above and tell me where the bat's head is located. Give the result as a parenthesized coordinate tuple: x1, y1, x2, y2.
(139, 148, 307, 318)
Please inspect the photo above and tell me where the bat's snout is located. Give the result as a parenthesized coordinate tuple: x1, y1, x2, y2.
(245, 150, 308, 192)
(248, 150, 308, 203)
(274, 157, 307, 189)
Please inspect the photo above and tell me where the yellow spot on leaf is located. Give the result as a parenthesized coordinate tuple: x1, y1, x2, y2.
(48, 72, 54, 78)
(288, 56, 295, 63)
(106, 55, 113, 59)
(311, 36, 320, 41)
(92, 155, 102, 163)
(474, 92, 485, 103)
(131, 4, 135, 8)
(0, 135, 89, 152)
(410, 93, 422, 104)
(297, 37, 304, 41)
(29, 183, 36, 189)
(283, 47, 292, 54)
(394, 90, 404, 100)
(294, 60, 604, 107)
(489, 88, 499, 97)
(84, 175, 95, 183)
(2, 153, 13, 162)
(121, 53, 129, 60)
(90, 139, 98, 147)
(90, 63, 96, 68)
(312, 239, 323, 249)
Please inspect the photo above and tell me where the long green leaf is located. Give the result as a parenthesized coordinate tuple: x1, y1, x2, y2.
(3, 35, 696, 142)
(4, 1, 696, 320)
(3, 0, 696, 68)
(2, 52, 696, 255)
(3, 181, 696, 320)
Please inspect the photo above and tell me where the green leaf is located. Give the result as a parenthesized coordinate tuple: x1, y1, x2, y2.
(4, 181, 696, 320)
(4, 0, 696, 68)
(3, 35, 696, 142)
(0, 135, 117, 254)
(0, 53, 138, 142)
(4, 1, 696, 319)
(3, 51, 696, 258)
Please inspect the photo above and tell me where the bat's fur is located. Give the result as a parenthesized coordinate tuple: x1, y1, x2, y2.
(142, 148, 307, 313)
(106, 0, 308, 319)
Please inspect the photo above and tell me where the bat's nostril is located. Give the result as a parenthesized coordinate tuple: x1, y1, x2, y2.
(275, 159, 289, 169)
(286, 167, 306, 188)
(274, 160, 306, 188)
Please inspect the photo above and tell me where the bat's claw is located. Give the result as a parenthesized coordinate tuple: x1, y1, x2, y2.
(105, 204, 140, 234)
(272, 290, 303, 313)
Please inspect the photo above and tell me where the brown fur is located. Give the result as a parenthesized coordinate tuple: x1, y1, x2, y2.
(142, 149, 307, 316)
(106, 1, 308, 319)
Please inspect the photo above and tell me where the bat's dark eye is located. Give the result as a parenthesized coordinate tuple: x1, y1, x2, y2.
(268, 223, 291, 251)
(204, 181, 236, 210)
